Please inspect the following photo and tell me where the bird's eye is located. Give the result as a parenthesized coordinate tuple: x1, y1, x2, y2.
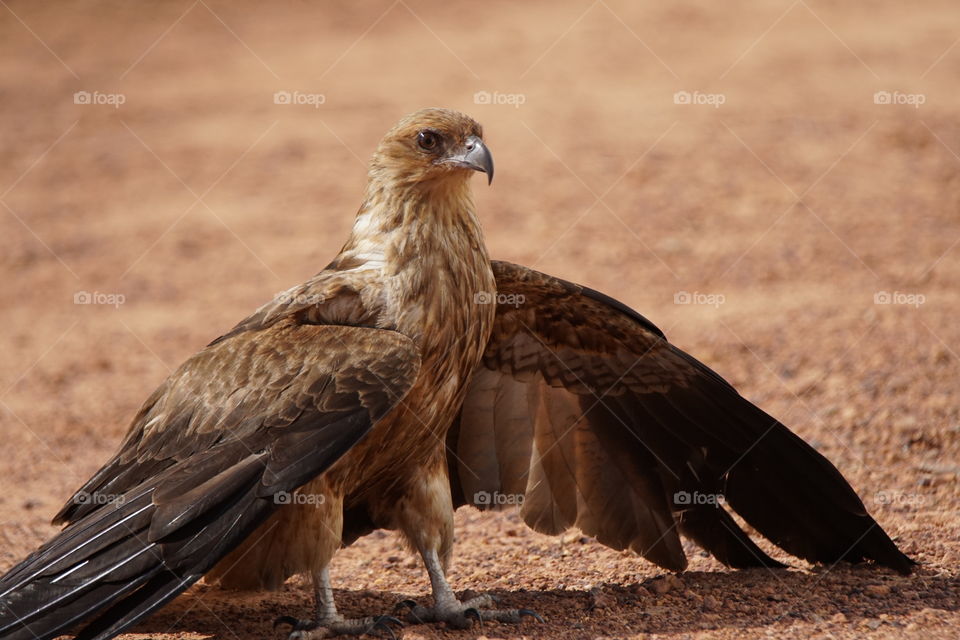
(417, 131, 440, 152)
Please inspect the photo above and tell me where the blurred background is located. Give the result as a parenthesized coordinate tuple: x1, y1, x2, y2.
(1, 1, 958, 638)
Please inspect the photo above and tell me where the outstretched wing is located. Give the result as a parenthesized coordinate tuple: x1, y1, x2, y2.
(0, 316, 420, 640)
(447, 261, 913, 574)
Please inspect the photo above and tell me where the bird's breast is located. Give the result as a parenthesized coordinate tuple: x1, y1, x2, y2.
(328, 246, 495, 495)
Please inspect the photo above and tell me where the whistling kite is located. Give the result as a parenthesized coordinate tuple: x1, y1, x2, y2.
(0, 109, 912, 640)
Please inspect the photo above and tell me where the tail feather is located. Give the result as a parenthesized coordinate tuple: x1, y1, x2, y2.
(74, 573, 201, 640)
(0, 472, 272, 640)
(2, 492, 154, 595)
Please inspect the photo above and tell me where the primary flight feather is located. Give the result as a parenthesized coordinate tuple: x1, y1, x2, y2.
(0, 108, 912, 640)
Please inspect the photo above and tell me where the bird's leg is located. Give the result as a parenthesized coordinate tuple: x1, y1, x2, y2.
(275, 567, 403, 639)
(399, 548, 476, 628)
(393, 463, 542, 628)
(397, 547, 543, 629)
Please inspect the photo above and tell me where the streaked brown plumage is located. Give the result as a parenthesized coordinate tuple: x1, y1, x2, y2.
(0, 108, 912, 640)
(445, 262, 913, 574)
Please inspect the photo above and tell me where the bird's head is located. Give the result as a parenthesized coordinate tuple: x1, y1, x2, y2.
(369, 108, 494, 191)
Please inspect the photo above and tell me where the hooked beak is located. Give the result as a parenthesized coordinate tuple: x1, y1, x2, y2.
(446, 135, 494, 185)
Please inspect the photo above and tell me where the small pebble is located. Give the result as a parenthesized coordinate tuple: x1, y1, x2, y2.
(864, 584, 891, 597)
(649, 577, 673, 595)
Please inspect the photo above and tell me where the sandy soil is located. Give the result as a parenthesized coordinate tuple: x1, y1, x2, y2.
(1, 1, 959, 638)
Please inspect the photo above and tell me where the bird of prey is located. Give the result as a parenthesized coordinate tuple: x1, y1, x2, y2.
(0, 108, 913, 640)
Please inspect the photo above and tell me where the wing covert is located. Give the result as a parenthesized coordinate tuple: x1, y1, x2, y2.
(448, 261, 913, 575)
(1, 319, 420, 640)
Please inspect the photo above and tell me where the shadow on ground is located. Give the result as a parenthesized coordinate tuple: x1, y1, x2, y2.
(139, 566, 960, 638)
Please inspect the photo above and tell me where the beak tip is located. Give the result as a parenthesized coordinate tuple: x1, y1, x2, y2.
(454, 136, 494, 185)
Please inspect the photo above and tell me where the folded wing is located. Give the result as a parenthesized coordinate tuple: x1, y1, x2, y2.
(0, 319, 420, 640)
(448, 261, 913, 574)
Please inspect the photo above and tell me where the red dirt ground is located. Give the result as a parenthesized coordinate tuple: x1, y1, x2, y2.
(1, 1, 958, 639)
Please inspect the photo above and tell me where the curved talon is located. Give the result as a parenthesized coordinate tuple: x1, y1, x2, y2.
(464, 607, 482, 628)
(274, 615, 300, 630)
(394, 599, 418, 612)
(518, 609, 545, 623)
(371, 616, 406, 640)
(379, 615, 404, 627)
(371, 616, 402, 640)
(396, 600, 428, 624)
(397, 595, 536, 629)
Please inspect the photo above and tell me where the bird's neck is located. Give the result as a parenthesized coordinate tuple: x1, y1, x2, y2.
(338, 179, 489, 277)
(336, 178, 495, 347)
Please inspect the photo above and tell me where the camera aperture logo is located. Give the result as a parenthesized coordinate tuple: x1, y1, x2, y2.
(474, 291, 525, 307)
(274, 290, 326, 305)
(72, 491, 125, 507)
(674, 290, 725, 308)
(274, 90, 326, 108)
(874, 490, 924, 507)
(674, 90, 725, 108)
(874, 291, 924, 308)
(473, 90, 526, 108)
(473, 490, 523, 506)
(673, 490, 724, 506)
(274, 491, 326, 505)
(74, 291, 125, 308)
(74, 91, 126, 108)
(873, 90, 925, 109)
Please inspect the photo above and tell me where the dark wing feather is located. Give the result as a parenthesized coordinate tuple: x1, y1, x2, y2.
(0, 319, 420, 640)
(448, 260, 913, 574)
